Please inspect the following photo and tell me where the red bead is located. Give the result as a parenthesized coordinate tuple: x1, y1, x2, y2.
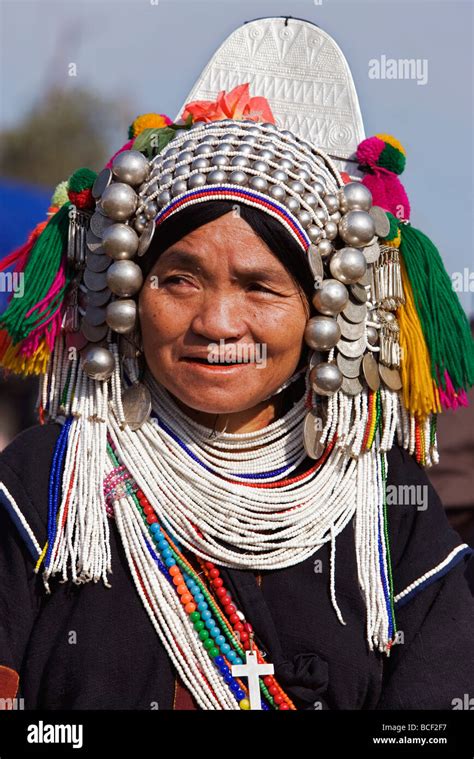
(243, 622, 253, 633)
(263, 676, 273, 687)
(243, 640, 250, 650)
(229, 614, 240, 625)
(204, 561, 214, 569)
(274, 694, 283, 705)
(279, 702, 290, 710)
(216, 587, 227, 598)
(220, 595, 231, 606)
(146, 514, 158, 524)
(169, 566, 181, 576)
(143, 504, 154, 515)
(136, 490, 144, 500)
(233, 622, 244, 632)
(185, 602, 197, 614)
(209, 568, 220, 578)
(239, 631, 249, 642)
(269, 685, 278, 697)
(224, 604, 236, 615)
(212, 578, 224, 588)
(181, 593, 192, 604)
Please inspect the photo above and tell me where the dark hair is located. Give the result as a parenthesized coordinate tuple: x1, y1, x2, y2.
(139, 201, 314, 310)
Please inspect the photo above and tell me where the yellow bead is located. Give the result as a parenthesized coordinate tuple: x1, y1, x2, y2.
(239, 698, 251, 710)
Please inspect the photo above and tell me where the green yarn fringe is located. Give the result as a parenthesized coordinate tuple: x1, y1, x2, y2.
(399, 222, 474, 392)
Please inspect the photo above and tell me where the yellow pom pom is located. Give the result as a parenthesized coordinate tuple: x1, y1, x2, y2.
(130, 113, 170, 138)
(375, 133, 406, 156)
(239, 698, 251, 710)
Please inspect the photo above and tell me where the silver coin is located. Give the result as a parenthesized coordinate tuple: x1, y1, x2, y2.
(379, 363, 402, 391)
(86, 251, 110, 273)
(86, 229, 104, 253)
(341, 375, 363, 396)
(369, 206, 390, 238)
(121, 383, 152, 431)
(308, 243, 323, 285)
(337, 313, 365, 340)
(84, 306, 106, 326)
(362, 352, 380, 391)
(337, 335, 367, 358)
(336, 353, 362, 378)
(92, 168, 112, 200)
(84, 288, 112, 308)
(362, 240, 381, 264)
(358, 269, 371, 286)
(350, 283, 368, 304)
(137, 221, 155, 257)
(342, 298, 367, 324)
(83, 268, 108, 292)
(303, 409, 325, 460)
(80, 318, 109, 342)
(90, 211, 114, 237)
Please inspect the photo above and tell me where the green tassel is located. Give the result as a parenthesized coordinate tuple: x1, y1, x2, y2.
(0, 203, 71, 344)
(399, 222, 474, 392)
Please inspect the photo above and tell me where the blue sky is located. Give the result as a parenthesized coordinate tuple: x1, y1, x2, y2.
(1, 0, 472, 313)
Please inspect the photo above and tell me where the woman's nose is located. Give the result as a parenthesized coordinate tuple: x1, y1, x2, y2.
(190, 291, 247, 342)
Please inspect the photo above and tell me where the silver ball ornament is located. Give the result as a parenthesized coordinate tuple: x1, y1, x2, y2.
(324, 194, 339, 214)
(312, 278, 349, 315)
(102, 223, 139, 260)
(338, 211, 376, 247)
(188, 173, 207, 189)
(112, 150, 149, 186)
(339, 182, 372, 213)
(249, 176, 268, 192)
(304, 316, 341, 351)
(317, 239, 333, 257)
(310, 362, 343, 396)
(101, 183, 138, 221)
(324, 220, 338, 241)
(82, 346, 115, 381)
(106, 260, 143, 297)
(269, 185, 286, 201)
(207, 169, 226, 184)
(105, 299, 137, 334)
(228, 170, 248, 186)
(329, 247, 367, 284)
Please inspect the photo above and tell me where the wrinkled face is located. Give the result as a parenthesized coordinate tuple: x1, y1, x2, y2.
(138, 211, 309, 415)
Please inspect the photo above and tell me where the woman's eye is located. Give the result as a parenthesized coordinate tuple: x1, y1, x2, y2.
(247, 283, 277, 294)
(163, 275, 192, 285)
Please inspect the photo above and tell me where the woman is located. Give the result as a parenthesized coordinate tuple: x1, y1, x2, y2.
(0, 98, 473, 711)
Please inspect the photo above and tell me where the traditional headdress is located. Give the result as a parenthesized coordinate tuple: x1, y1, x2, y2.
(1, 18, 473, 710)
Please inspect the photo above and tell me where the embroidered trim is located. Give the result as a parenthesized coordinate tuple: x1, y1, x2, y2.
(0, 482, 41, 561)
(394, 544, 473, 608)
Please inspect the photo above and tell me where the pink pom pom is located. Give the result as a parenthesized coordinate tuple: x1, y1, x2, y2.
(105, 139, 135, 169)
(356, 136, 385, 169)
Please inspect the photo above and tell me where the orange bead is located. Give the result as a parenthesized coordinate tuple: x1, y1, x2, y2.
(181, 593, 192, 604)
(169, 566, 181, 576)
(172, 574, 184, 586)
(176, 584, 187, 595)
(185, 602, 197, 614)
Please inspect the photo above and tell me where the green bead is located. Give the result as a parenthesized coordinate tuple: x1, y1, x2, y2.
(198, 629, 210, 641)
(189, 611, 200, 623)
(194, 621, 205, 632)
(203, 638, 214, 650)
(209, 646, 219, 657)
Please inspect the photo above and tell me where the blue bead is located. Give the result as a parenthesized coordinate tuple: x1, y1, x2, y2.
(234, 656, 243, 665)
(227, 650, 237, 662)
(197, 601, 208, 612)
(150, 523, 160, 534)
(164, 557, 175, 567)
(194, 592, 204, 603)
(205, 619, 216, 630)
(224, 674, 233, 684)
(262, 703, 270, 711)
(230, 681, 240, 693)
(214, 656, 225, 667)
(187, 582, 198, 593)
(236, 689, 246, 700)
(201, 610, 212, 620)
(215, 635, 226, 646)
(162, 547, 172, 558)
(221, 643, 231, 654)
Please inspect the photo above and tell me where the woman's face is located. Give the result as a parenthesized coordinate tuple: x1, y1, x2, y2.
(138, 211, 309, 415)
